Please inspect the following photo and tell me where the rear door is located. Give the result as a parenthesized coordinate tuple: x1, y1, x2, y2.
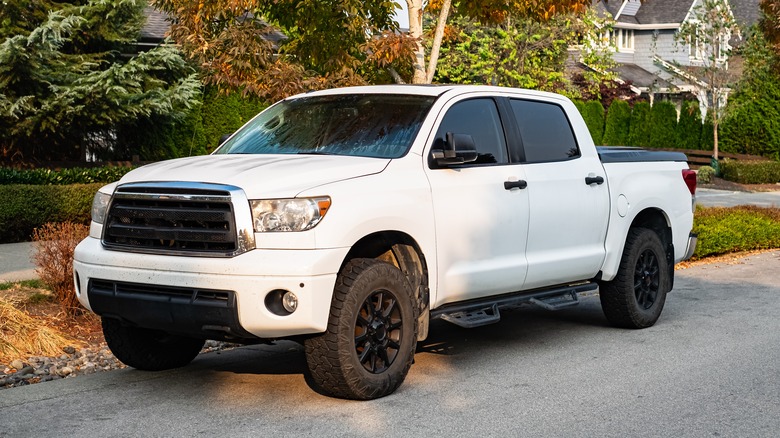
(424, 96, 530, 307)
(507, 98, 610, 289)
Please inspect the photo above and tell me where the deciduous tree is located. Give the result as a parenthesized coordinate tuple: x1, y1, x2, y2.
(675, 0, 740, 160)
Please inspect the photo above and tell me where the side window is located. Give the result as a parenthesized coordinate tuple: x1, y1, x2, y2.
(510, 99, 580, 163)
(433, 98, 508, 165)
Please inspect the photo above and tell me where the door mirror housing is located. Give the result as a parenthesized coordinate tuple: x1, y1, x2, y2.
(431, 132, 478, 166)
(218, 133, 233, 146)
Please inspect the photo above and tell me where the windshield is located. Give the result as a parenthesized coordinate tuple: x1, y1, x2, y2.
(214, 94, 436, 158)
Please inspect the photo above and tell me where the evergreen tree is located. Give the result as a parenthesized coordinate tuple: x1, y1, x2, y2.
(602, 100, 631, 146)
(628, 101, 652, 147)
(720, 28, 780, 159)
(676, 101, 702, 150)
(649, 100, 678, 149)
(582, 100, 605, 145)
(0, 0, 200, 162)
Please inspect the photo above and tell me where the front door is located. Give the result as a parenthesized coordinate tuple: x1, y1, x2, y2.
(424, 97, 530, 307)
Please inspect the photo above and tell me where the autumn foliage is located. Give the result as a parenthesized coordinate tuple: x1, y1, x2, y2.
(32, 222, 89, 314)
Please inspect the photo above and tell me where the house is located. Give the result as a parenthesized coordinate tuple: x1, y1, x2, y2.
(588, 0, 760, 110)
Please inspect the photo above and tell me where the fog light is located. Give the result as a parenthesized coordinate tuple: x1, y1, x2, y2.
(282, 291, 298, 313)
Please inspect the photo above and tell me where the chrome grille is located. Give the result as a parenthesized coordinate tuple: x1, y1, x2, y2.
(102, 183, 253, 257)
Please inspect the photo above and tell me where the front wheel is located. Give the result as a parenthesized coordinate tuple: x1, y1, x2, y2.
(599, 228, 670, 329)
(102, 318, 205, 371)
(304, 258, 418, 400)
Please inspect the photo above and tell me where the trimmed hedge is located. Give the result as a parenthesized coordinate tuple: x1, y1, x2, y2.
(581, 100, 606, 145)
(693, 206, 780, 258)
(0, 184, 101, 243)
(719, 160, 780, 184)
(628, 102, 652, 147)
(677, 101, 702, 150)
(0, 166, 132, 185)
(602, 99, 631, 146)
(649, 100, 678, 148)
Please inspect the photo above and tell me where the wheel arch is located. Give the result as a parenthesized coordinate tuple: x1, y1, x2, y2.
(341, 230, 431, 340)
(627, 208, 675, 292)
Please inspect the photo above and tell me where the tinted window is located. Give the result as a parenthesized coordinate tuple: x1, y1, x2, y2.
(433, 98, 508, 165)
(510, 99, 580, 163)
(215, 94, 435, 158)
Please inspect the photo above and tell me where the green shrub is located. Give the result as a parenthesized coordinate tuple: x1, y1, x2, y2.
(697, 166, 715, 184)
(116, 106, 208, 161)
(719, 160, 780, 184)
(693, 206, 780, 258)
(0, 184, 100, 243)
(201, 88, 268, 152)
(602, 100, 631, 146)
(649, 100, 678, 148)
(677, 101, 702, 150)
(581, 100, 605, 145)
(628, 101, 652, 147)
(0, 166, 132, 185)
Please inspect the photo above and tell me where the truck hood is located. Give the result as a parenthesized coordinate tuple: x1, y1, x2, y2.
(118, 154, 390, 198)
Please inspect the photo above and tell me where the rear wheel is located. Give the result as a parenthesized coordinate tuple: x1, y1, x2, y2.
(304, 258, 418, 400)
(599, 228, 670, 329)
(102, 318, 204, 371)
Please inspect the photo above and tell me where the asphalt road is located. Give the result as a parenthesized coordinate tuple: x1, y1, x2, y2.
(1, 251, 778, 437)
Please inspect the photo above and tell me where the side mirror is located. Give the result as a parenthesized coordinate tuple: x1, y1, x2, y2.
(431, 132, 478, 166)
(218, 133, 232, 146)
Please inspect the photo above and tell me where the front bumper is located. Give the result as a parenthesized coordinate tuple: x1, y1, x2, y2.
(73, 237, 349, 339)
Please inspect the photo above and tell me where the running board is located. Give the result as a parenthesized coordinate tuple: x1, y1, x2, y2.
(433, 282, 597, 329)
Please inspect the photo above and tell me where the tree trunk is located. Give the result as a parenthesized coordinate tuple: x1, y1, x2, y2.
(426, 0, 452, 83)
(407, 0, 427, 84)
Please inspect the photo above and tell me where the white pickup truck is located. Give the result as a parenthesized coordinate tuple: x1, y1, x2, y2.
(74, 85, 697, 399)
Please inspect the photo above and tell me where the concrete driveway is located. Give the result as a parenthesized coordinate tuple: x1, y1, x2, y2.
(1, 251, 778, 437)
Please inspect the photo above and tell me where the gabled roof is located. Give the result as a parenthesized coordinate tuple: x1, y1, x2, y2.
(633, 0, 695, 24)
(593, 0, 760, 27)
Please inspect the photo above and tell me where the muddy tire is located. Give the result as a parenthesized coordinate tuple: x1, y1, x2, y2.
(304, 258, 418, 400)
(600, 227, 670, 329)
(102, 318, 204, 371)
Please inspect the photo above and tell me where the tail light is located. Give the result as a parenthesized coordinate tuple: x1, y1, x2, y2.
(682, 169, 697, 195)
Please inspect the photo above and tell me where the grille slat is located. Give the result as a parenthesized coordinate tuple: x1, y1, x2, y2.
(103, 187, 239, 255)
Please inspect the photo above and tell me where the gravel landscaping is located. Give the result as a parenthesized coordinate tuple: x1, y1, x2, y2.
(0, 340, 235, 390)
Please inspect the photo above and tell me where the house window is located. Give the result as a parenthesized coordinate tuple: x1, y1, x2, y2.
(618, 29, 634, 52)
(688, 25, 705, 61)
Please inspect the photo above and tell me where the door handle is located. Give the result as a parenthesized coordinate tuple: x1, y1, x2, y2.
(504, 180, 528, 190)
(585, 176, 604, 185)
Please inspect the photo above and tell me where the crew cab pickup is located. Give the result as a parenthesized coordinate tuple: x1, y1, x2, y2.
(74, 85, 697, 399)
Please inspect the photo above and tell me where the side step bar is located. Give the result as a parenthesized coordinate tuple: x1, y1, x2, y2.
(432, 282, 598, 329)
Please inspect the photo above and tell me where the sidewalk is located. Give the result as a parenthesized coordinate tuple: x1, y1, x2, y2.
(696, 188, 780, 208)
(0, 242, 37, 282)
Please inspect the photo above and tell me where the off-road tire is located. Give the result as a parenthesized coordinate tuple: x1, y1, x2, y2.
(304, 258, 418, 400)
(599, 227, 670, 329)
(102, 318, 205, 371)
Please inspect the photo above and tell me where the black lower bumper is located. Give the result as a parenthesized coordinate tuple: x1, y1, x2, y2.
(87, 279, 258, 342)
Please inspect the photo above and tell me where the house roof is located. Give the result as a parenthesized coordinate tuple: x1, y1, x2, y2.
(593, 0, 761, 27)
(633, 0, 694, 24)
(612, 63, 673, 89)
(729, 0, 761, 28)
(140, 7, 169, 42)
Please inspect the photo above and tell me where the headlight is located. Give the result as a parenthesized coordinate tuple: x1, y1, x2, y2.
(91, 191, 112, 224)
(250, 197, 331, 232)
